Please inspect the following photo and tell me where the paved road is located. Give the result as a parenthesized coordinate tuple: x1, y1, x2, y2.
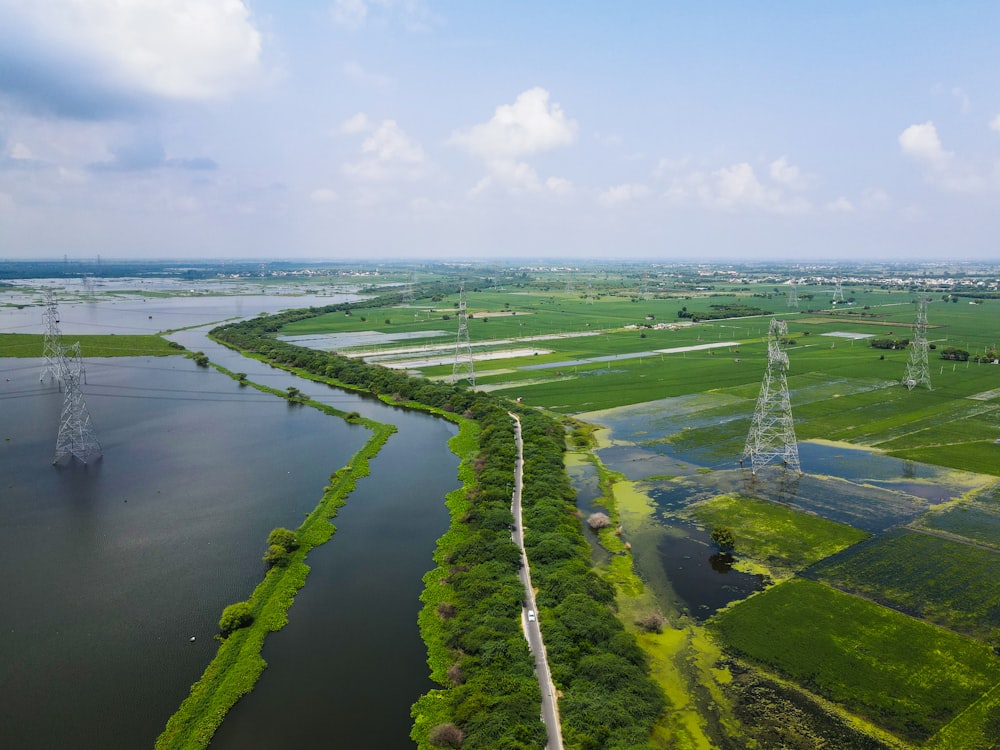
(509, 412, 564, 750)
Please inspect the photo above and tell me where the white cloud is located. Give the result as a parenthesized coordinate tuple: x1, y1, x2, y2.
(899, 121, 1000, 192)
(952, 86, 971, 114)
(342, 119, 428, 181)
(331, 0, 438, 32)
(598, 183, 649, 206)
(452, 88, 577, 197)
(450, 87, 577, 160)
(331, 0, 368, 30)
(899, 122, 952, 169)
(861, 187, 891, 210)
(826, 196, 854, 213)
(9, 142, 33, 160)
(340, 113, 372, 135)
(310, 188, 339, 203)
(991, 114, 1000, 133)
(665, 161, 811, 214)
(0, 0, 263, 103)
(769, 157, 814, 190)
(342, 61, 391, 87)
(471, 160, 540, 195)
(545, 176, 574, 195)
(654, 156, 693, 179)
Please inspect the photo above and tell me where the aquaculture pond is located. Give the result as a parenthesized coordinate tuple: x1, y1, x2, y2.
(1, 299, 459, 749)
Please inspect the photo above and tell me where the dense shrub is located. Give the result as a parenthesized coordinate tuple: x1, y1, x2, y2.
(218, 601, 253, 637)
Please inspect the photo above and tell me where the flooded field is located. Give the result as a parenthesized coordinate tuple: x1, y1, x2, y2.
(575, 395, 991, 621)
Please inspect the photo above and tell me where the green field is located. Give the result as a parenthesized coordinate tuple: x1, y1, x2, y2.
(279, 286, 1000, 475)
(711, 578, 1000, 743)
(0, 333, 180, 358)
(921, 503, 1000, 549)
(808, 528, 1000, 640)
(685, 494, 869, 574)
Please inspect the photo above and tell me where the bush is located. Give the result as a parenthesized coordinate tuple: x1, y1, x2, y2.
(637, 612, 666, 633)
(267, 527, 298, 551)
(218, 601, 253, 637)
(711, 525, 736, 551)
(587, 512, 612, 530)
(263, 544, 290, 568)
(429, 723, 464, 748)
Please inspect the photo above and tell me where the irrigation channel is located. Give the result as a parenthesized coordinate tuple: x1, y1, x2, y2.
(0, 296, 458, 749)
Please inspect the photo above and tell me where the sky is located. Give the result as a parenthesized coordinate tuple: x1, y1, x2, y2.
(1, 1, 999, 263)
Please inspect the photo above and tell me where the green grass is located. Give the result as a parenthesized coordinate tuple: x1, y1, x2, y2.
(0, 332, 180, 357)
(921, 503, 1000, 549)
(711, 578, 1000, 743)
(685, 495, 869, 574)
(808, 528, 1000, 640)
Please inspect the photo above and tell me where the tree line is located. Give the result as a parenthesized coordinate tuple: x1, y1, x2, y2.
(210, 290, 664, 749)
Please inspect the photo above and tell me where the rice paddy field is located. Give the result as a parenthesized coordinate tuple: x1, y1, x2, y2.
(710, 578, 1000, 744)
(279, 268, 1000, 748)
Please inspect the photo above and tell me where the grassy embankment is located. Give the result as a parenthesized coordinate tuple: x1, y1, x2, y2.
(0, 332, 179, 357)
(154, 365, 395, 750)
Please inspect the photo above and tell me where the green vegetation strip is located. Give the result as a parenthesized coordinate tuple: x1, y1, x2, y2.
(0, 332, 180, 357)
(154, 383, 395, 750)
(711, 578, 1000, 743)
(808, 528, 1000, 640)
(686, 494, 870, 575)
(922, 502, 1000, 549)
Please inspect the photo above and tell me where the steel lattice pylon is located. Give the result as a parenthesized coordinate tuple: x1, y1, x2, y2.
(742, 318, 801, 474)
(903, 296, 932, 390)
(832, 276, 845, 303)
(787, 282, 799, 309)
(54, 343, 102, 464)
(451, 282, 475, 386)
(40, 289, 63, 384)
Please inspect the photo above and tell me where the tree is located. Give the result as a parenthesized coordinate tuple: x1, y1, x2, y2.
(710, 525, 735, 551)
(219, 601, 254, 637)
(267, 527, 298, 551)
(263, 544, 290, 567)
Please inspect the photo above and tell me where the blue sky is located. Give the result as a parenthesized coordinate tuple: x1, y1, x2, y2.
(1, 1, 999, 262)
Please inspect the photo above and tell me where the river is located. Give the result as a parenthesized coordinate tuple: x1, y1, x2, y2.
(0, 294, 457, 749)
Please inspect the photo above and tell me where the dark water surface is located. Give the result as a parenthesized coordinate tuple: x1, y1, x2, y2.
(1, 317, 458, 748)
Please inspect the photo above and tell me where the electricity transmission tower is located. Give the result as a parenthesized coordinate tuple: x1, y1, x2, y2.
(403, 271, 415, 302)
(787, 282, 799, 309)
(742, 318, 801, 474)
(832, 276, 845, 303)
(451, 282, 475, 386)
(565, 269, 574, 295)
(40, 289, 64, 384)
(585, 279, 595, 304)
(903, 296, 932, 390)
(54, 342, 102, 464)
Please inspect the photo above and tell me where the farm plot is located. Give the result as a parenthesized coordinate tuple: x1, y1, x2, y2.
(807, 528, 1000, 640)
(920, 503, 1000, 550)
(685, 495, 869, 574)
(711, 578, 1000, 744)
(750, 473, 929, 533)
